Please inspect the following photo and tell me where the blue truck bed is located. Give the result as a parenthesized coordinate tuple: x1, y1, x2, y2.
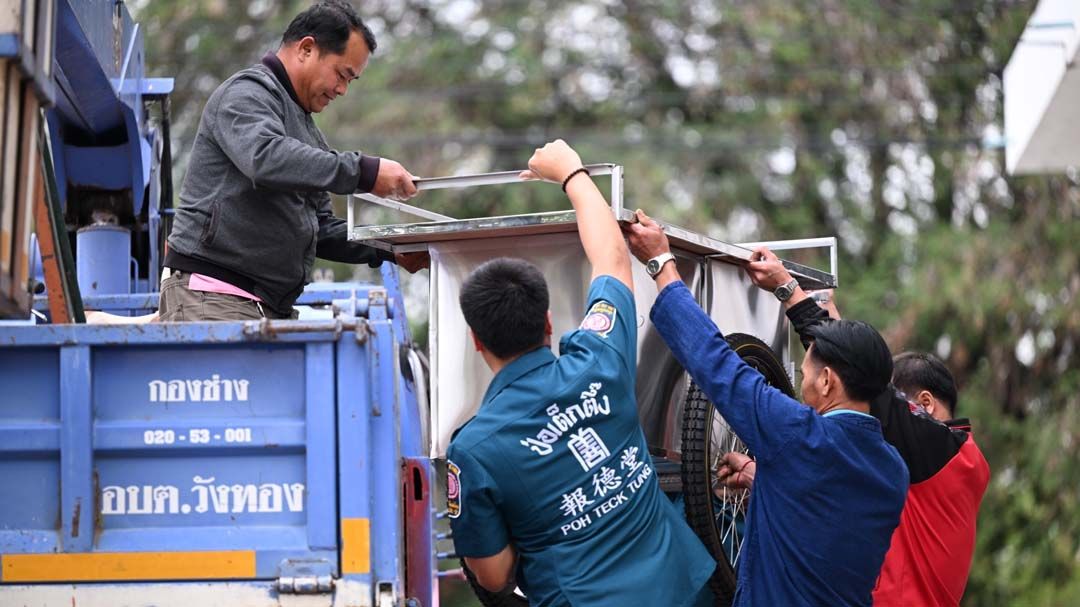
(0, 286, 435, 606)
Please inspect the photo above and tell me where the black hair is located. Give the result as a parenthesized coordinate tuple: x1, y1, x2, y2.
(805, 320, 893, 402)
(892, 351, 958, 415)
(459, 258, 549, 360)
(282, 1, 377, 55)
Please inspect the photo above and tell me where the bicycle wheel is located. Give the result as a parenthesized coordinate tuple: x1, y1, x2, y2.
(681, 333, 796, 606)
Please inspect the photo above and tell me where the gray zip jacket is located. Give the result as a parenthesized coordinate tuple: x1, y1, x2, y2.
(167, 56, 390, 315)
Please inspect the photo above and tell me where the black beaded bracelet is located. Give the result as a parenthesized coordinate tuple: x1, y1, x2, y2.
(561, 167, 591, 192)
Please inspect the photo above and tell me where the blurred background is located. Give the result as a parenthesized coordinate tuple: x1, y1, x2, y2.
(130, 1, 1079, 605)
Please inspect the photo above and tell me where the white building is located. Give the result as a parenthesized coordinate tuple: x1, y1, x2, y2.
(1004, 0, 1080, 174)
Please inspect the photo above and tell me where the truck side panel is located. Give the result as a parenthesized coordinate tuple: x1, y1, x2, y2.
(0, 312, 435, 605)
(1, 336, 340, 583)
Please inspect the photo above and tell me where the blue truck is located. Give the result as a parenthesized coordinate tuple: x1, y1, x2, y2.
(0, 2, 839, 606)
(0, 1, 436, 605)
(0, 303, 436, 607)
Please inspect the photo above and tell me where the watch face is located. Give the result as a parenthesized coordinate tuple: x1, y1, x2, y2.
(647, 260, 659, 275)
(775, 281, 796, 300)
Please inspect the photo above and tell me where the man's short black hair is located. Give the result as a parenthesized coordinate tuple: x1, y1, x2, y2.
(282, 1, 377, 55)
(805, 320, 893, 402)
(892, 351, 958, 415)
(459, 258, 549, 360)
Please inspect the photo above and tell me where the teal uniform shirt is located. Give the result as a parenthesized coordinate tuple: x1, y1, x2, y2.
(448, 276, 715, 607)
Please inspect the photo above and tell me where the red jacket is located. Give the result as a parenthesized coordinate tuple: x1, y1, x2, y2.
(872, 418, 990, 606)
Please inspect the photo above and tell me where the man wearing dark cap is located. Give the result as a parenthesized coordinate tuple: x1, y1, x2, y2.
(624, 211, 908, 607)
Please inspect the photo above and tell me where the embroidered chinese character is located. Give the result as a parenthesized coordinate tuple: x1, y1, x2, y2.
(592, 466, 623, 498)
(620, 446, 643, 475)
(559, 487, 595, 518)
(567, 427, 611, 472)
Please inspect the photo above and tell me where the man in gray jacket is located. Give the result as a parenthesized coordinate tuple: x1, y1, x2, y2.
(162, 0, 421, 321)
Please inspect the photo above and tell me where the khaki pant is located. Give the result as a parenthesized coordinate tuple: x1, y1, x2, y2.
(158, 269, 296, 321)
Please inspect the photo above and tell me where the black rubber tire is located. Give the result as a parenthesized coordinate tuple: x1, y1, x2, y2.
(461, 560, 529, 607)
(680, 333, 796, 606)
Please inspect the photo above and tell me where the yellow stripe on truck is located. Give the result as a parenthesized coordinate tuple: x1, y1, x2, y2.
(341, 517, 370, 574)
(1, 550, 256, 582)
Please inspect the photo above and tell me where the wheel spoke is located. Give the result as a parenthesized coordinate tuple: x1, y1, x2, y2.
(708, 406, 750, 569)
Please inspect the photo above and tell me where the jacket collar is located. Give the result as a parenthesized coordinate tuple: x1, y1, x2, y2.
(480, 346, 555, 409)
(261, 53, 306, 113)
(946, 417, 972, 432)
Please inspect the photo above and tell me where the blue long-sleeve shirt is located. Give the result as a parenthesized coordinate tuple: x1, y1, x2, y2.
(651, 281, 908, 607)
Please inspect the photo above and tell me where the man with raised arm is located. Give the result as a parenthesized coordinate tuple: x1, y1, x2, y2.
(624, 211, 908, 606)
(447, 141, 714, 606)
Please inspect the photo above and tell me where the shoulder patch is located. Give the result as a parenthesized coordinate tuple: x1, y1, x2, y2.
(580, 300, 617, 338)
(447, 460, 461, 519)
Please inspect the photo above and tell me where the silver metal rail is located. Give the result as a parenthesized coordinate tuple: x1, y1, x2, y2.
(348, 208, 836, 290)
(651, 216, 837, 290)
(737, 237, 839, 287)
(349, 194, 453, 224)
(413, 163, 618, 191)
(346, 164, 837, 290)
(348, 163, 624, 230)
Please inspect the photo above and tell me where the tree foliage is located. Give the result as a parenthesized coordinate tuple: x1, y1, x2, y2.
(133, 1, 1078, 604)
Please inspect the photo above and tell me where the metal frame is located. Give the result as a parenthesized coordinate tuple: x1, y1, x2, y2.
(31, 285, 395, 316)
(348, 163, 623, 227)
(737, 236, 839, 287)
(348, 164, 835, 290)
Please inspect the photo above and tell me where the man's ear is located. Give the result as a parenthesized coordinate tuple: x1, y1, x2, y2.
(915, 390, 936, 416)
(470, 329, 484, 353)
(545, 310, 553, 337)
(297, 35, 317, 61)
(819, 366, 833, 398)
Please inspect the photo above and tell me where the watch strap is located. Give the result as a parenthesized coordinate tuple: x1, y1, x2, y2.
(774, 278, 799, 301)
(646, 252, 675, 278)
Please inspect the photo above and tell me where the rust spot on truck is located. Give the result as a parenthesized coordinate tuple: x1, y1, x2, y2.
(71, 499, 81, 537)
(93, 468, 104, 545)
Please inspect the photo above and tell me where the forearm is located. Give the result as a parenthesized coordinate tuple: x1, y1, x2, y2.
(785, 286, 810, 309)
(653, 261, 681, 292)
(245, 137, 371, 194)
(465, 544, 517, 593)
(651, 283, 773, 448)
(316, 216, 395, 265)
(652, 282, 740, 394)
(565, 175, 632, 288)
(215, 85, 376, 194)
(785, 297, 831, 351)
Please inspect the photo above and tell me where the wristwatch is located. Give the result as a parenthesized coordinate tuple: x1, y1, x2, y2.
(646, 252, 676, 278)
(773, 278, 799, 302)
